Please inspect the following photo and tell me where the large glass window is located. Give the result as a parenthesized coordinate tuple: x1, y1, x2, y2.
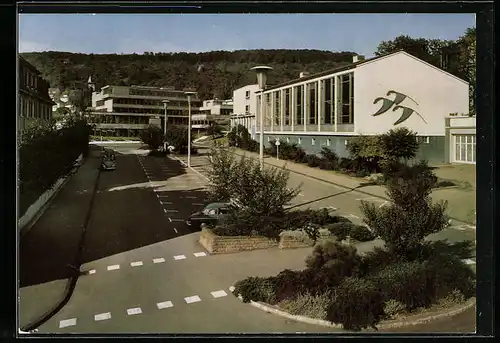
(284, 88, 290, 125)
(265, 93, 272, 126)
(295, 85, 303, 125)
(308, 83, 316, 125)
(339, 73, 354, 124)
(454, 134, 476, 163)
(274, 91, 281, 126)
(323, 78, 334, 124)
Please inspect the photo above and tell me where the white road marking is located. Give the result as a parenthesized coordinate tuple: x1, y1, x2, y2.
(183, 196, 197, 199)
(171, 218, 184, 222)
(94, 312, 111, 321)
(163, 208, 167, 213)
(107, 265, 120, 271)
(59, 318, 77, 328)
(153, 258, 165, 264)
(168, 217, 172, 222)
(379, 201, 389, 208)
(158, 195, 169, 198)
(161, 201, 173, 205)
(88, 269, 96, 275)
(131, 261, 143, 267)
(229, 286, 235, 292)
(192, 203, 204, 206)
(211, 290, 228, 298)
(157, 301, 174, 309)
(298, 193, 304, 197)
(173, 255, 186, 260)
(165, 209, 178, 212)
(184, 295, 201, 304)
(126, 307, 142, 315)
(194, 252, 207, 257)
(349, 214, 360, 219)
(174, 228, 178, 233)
(463, 258, 476, 265)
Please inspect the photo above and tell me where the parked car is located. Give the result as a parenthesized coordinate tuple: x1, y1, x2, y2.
(100, 150, 116, 171)
(186, 202, 231, 230)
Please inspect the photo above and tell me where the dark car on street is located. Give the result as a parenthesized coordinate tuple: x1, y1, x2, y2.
(186, 202, 231, 230)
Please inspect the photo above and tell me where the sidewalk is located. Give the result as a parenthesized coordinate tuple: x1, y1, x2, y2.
(19, 146, 101, 328)
(231, 148, 476, 225)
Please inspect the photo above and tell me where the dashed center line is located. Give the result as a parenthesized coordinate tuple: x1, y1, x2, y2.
(126, 307, 142, 316)
(94, 312, 111, 321)
(107, 265, 120, 271)
(130, 261, 143, 267)
(174, 228, 178, 233)
(173, 255, 186, 260)
(59, 318, 77, 328)
(157, 301, 173, 309)
(153, 258, 166, 264)
(184, 295, 201, 304)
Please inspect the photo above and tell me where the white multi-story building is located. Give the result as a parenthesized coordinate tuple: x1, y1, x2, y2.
(253, 51, 471, 164)
(230, 84, 260, 139)
(89, 85, 201, 137)
(192, 99, 233, 129)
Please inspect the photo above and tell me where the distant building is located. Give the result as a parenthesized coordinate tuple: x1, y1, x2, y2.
(230, 84, 260, 139)
(192, 99, 233, 130)
(253, 51, 470, 165)
(18, 56, 55, 131)
(88, 85, 202, 137)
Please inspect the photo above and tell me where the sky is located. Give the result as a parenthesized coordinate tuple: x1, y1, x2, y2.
(18, 13, 475, 57)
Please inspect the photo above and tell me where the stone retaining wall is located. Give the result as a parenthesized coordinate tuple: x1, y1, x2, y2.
(199, 226, 338, 254)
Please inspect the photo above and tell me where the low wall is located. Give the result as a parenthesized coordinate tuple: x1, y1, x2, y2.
(199, 226, 338, 254)
(18, 154, 83, 233)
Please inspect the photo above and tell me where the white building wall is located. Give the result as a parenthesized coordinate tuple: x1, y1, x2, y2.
(233, 84, 259, 116)
(354, 51, 469, 136)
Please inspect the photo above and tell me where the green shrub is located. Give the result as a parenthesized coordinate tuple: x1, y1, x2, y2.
(325, 277, 385, 331)
(232, 276, 276, 303)
(318, 159, 337, 170)
(278, 291, 333, 320)
(372, 261, 431, 311)
(438, 289, 467, 307)
(329, 216, 352, 224)
(139, 124, 164, 150)
(338, 157, 353, 171)
(306, 154, 321, 167)
(305, 241, 363, 292)
(379, 127, 419, 162)
(291, 146, 308, 163)
(325, 222, 355, 240)
(360, 246, 399, 276)
(349, 225, 376, 242)
(383, 299, 408, 319)
(270, 269, 313, 303)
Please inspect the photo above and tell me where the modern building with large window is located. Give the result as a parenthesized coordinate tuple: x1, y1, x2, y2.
(254, 51, 470, 164)
(89, 85, 201, 137)
(192, 99, 233, 130)
(18, 56, 55, 132)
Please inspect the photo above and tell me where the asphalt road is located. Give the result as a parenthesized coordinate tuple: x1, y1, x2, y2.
(33, 143, 341, 333)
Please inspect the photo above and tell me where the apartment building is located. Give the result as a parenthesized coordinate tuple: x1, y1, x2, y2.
(192, 99, 233, 129)
(89, 85, 201, 137)
(254, 51, 470, 164)
(230, 84, 260, 139)
(18, 56, 55, 131)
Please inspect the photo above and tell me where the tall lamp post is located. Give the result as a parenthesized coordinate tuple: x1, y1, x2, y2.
(185, 91, 197, 167)
(250, 66, 273, 170)
(162, 100, 169, 151)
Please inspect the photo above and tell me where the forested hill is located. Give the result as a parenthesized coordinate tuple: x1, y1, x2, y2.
(20, 49, 358, 100)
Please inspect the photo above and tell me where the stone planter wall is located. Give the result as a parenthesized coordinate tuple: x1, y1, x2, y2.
(200, 226, 338, 254)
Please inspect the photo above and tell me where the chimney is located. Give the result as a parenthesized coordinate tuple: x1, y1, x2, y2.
(352, 55, 365, 63)
(299, 71, 310, 78)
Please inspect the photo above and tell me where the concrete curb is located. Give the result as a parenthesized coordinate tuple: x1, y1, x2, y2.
(232, 150, 475, 227)
(19, 154, 84, 237)
(231, 286, 475, 331)
(89, 140, 141, 144)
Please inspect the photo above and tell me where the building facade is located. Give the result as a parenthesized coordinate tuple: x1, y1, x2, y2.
(254, 51, 470, 164)
(18, 57, 55, 131)
(445, 115, 476, 164)
(192, 99, 233, 129)
(89, 85, 201, 137)
(230, 84, 260, 139)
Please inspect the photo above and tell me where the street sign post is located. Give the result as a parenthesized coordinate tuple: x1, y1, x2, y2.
(275, 139, 280, 160)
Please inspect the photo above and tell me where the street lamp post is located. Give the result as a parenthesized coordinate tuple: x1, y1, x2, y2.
(185, 91, 197, 168)
(162, 100, 169, 151)
(250, 66, 273, 170)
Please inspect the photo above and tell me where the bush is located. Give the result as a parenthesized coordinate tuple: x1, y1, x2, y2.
(165, 125, 192, 153)
(319, 148, 339, 167)
(306, 154, 321, 167)
(304, 241, 363, 292)
(346, 135, 384, 174)
(278, 291, 332, 320)
(291, 146, 308, 163)
(270, 269, 313, 302)
(360, 247, 399, 276)
(349, 225, 376, 242)
(383, 299, 408, 319)
(139, 124, 164, 150)
(325, 222, 355, 240)
(318, 159, 337, 170)
(325, 277, 385, 331)
(379, 127, 419, 162)
(372, 261, 431, 311)
(232, 276, 276, 303)
(338, 157, 353, 171)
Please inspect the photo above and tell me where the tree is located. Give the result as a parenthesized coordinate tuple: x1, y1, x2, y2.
(139, 124, 164, 150)
(164, 125, 192, 153)
(456, 27, 476, 115)
(360, 161, 448, 258)
(379, 127, 419, 163)
(375, 35, 434, 63)
(207, 122, 223, 138)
